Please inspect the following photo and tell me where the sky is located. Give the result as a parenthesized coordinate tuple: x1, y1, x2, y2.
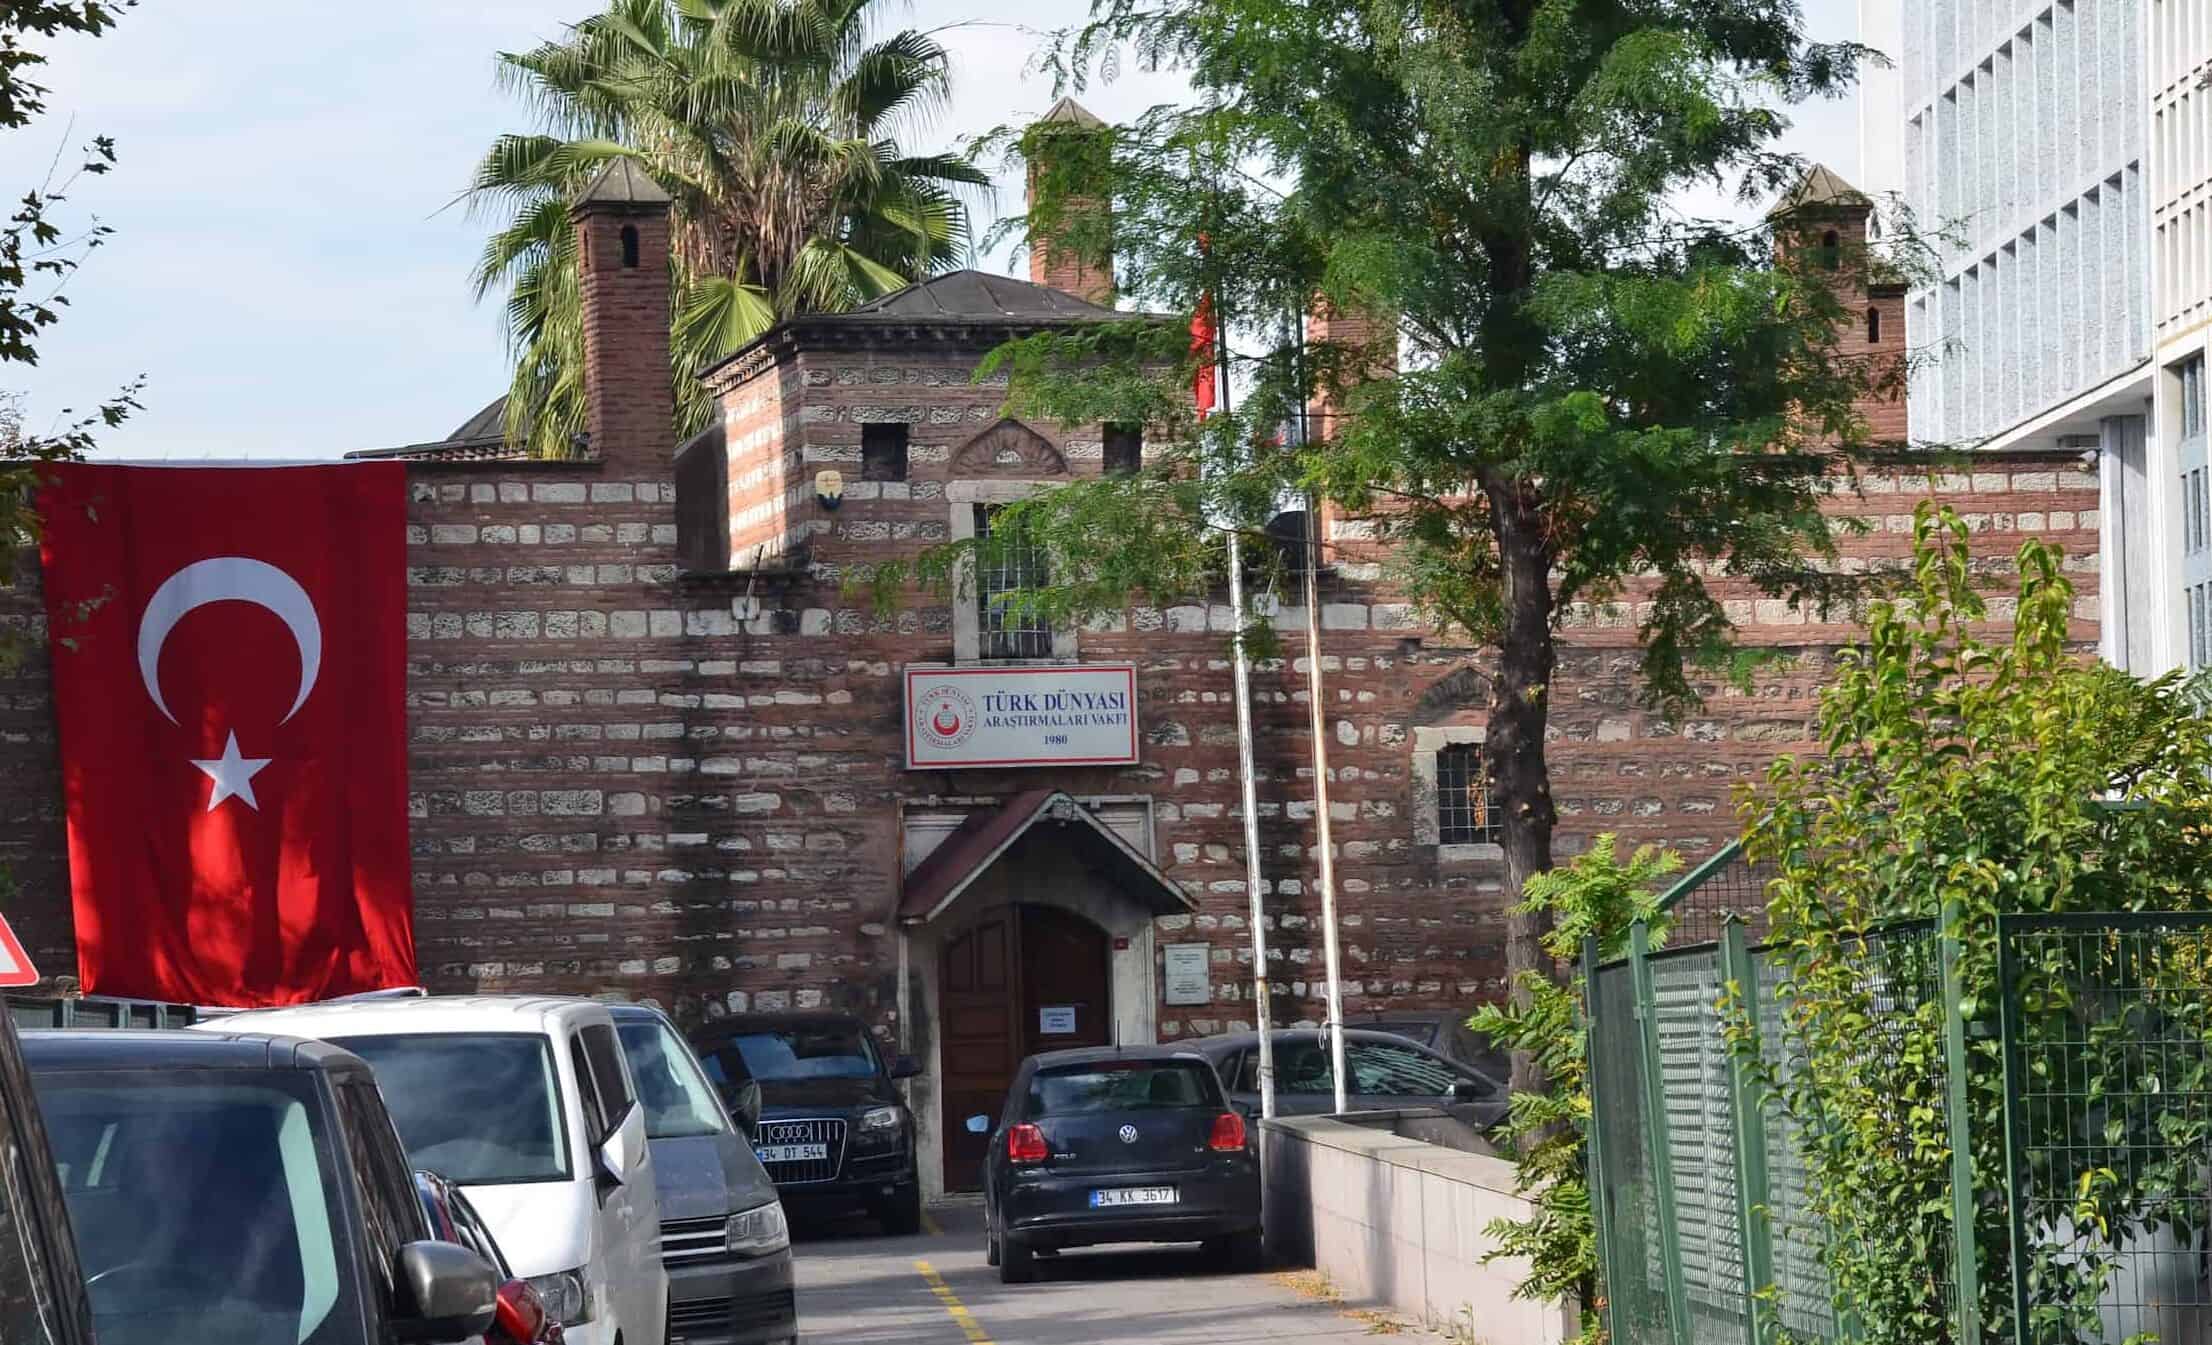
(0, 0, 1860, 460)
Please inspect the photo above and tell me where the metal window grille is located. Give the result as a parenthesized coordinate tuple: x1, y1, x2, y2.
(1435, 743, 1500, 845)
(976, 505, 1052, 660)
(861, 423, 908, 482)
(1103, 424, 1142, 475)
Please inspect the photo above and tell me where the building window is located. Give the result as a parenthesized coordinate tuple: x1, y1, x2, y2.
(862, 424, 909, 482)
(1435, 743, 1501, 847)
(620, 225, 640, 269)
(2188, 468, 2209, 557)
(2183, 356, 2206, 441)
(1866, 307, 1881, 344)
(976, 505, 1052, 660)
(1103, 424, 1142, 476)
(1819, 229, 1840, 270)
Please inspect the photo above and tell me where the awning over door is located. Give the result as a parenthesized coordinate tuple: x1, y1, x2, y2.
(898, 789, 1196, 926)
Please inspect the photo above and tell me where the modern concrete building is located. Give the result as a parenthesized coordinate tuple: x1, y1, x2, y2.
(1862, 0, 2210, 675)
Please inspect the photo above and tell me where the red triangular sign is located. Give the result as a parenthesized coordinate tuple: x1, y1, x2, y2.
(0, 914, 40, 989)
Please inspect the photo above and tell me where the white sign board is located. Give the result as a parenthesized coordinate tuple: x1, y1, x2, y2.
(904, 664, 1140, 770)
(1039, 1005, 1077, 1035)
(1163, 943, 1212, 1006)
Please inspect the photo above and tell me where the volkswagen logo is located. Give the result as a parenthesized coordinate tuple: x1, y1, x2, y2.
(1118, 1124, 1139, 1144)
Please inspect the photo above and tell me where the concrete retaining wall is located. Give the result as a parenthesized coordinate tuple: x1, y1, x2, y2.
(1263, 1112, 1575, 1343)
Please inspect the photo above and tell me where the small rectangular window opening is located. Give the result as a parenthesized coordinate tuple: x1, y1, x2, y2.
(862, 424, 909, 482)
(1436, 743, 1502, 847)
(976, 505, 1053, 660)
(1103, 424, 1142, 476)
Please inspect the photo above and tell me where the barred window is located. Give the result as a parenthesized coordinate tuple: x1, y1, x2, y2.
(1103, 424, 1142, 476)
(862, 424, 908, 481)
(976, 505, 1052, 660)
(1436, 743, 1501, 846)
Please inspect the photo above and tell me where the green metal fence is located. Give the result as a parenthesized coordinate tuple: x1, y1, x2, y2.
(1592, 877, 2212, 1344)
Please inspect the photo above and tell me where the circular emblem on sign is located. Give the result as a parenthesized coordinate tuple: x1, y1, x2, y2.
(1118, 1124, 1139, 1144)
(915, 684, 978, 750)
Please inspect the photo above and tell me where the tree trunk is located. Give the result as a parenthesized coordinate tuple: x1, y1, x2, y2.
(1484, 469, 1558, 1101)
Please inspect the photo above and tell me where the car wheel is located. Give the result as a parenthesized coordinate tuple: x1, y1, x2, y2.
(985, 1207, 1002, 1267)
(1207, 1229, 1265, 1272)
(880, 1181, 923, 1237)
(998, 1233, 1036, 1284)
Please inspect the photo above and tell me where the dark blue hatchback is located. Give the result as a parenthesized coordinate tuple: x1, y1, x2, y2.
(973, 1045, 1261, 1284)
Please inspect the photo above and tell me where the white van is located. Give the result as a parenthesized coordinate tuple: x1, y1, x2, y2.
(211, 997, 666, 1345)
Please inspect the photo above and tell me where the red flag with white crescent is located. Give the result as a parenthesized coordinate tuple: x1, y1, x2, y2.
(1192, 292, 1218, 421)
(38, 463, 415, 1006)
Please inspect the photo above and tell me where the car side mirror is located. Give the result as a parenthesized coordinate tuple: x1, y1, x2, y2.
(726, 1079, 763, 1137)
(964, 1114, 990, 1135)
(596, 1102, 647, 1189)
(890, 1055, 922, 1081)
(392, 1240, 498, 1343)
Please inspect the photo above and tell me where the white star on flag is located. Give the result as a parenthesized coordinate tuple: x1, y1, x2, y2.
(191, 732, 271, 812)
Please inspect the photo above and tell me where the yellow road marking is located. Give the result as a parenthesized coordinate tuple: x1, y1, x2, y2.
(914, 1260, 993, 1344)
(921, 1208, 942, 1236)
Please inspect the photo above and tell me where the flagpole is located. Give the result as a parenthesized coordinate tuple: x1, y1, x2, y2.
(1295, 318, 1349, 1117)
(1216, 335, 1278, 1144)
(1197, 227, 1278, 1140)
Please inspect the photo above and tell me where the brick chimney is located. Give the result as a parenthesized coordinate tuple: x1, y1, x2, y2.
(1024, 97, 1114, 305)
(571, 159, 676, 467)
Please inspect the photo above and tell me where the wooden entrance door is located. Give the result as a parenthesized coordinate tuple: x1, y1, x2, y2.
(938, 904, 1112, 1192)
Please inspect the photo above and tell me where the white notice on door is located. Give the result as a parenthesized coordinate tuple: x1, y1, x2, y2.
(1163, 943, 1211, 1006)
(1039, 1005, 1077, 1035)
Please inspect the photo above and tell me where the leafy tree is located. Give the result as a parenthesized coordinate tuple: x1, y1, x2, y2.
(905, 0, 1898, 1091)
(469, 0, 988, 457)
(1746, 505, 2212, 1343)
(1471, 834, 1678, 1343)
(0, 0, 142, 651)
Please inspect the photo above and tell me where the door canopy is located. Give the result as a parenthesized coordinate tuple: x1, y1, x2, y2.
(899, 789, 1196, 926)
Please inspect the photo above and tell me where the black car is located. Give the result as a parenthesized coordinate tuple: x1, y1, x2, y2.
(612, 1004, 798, 1345)
(1191, 1028, 1509, 1129)
(0, 1006, 94, 1345)
(689, 1011, 922, 1235)
(974, 1045, 1261, 1285)
(24, 1029, 500, 1345)
(1353, 1010, 1511, 1082)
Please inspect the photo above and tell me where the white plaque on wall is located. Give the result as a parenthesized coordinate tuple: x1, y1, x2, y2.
(904, 664, 1139, 769)
(1163, 943, 1212, 1006)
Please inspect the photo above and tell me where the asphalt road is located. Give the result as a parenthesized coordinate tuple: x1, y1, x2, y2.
(791, 1203, 1407, 1344)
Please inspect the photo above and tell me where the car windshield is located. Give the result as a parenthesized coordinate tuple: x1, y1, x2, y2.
(726, 1024, 878, 1082)
(1027, 1062, 1216, 1115)
(34, 1070, 358, 1345)
(330, 1033, 571, 1184)
(616, 1019, 729, 1140)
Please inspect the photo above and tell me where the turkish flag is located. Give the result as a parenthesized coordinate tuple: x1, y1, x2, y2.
(38, 463, 415, 1006)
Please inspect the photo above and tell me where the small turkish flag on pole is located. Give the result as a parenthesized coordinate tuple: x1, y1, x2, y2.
(38, 463, 415, 1007)
(1192, 232, 1218, 421)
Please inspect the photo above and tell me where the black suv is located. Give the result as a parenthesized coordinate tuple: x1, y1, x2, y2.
(689, 1012, 922, 1234)
(23, 1029, 500, 1345)
(0, 1008, 93, 1345)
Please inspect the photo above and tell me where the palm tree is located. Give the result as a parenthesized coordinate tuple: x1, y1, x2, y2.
(468, 0, 988, 457)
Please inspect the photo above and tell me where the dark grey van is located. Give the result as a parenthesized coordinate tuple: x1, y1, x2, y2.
(610, 1005, 797, 1345)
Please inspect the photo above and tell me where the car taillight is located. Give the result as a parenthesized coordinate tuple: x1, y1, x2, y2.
(1007, 1123, 1050, 1164)
(1209, 1111, 1248, 1152)
(494, 1279, 547, 1345)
